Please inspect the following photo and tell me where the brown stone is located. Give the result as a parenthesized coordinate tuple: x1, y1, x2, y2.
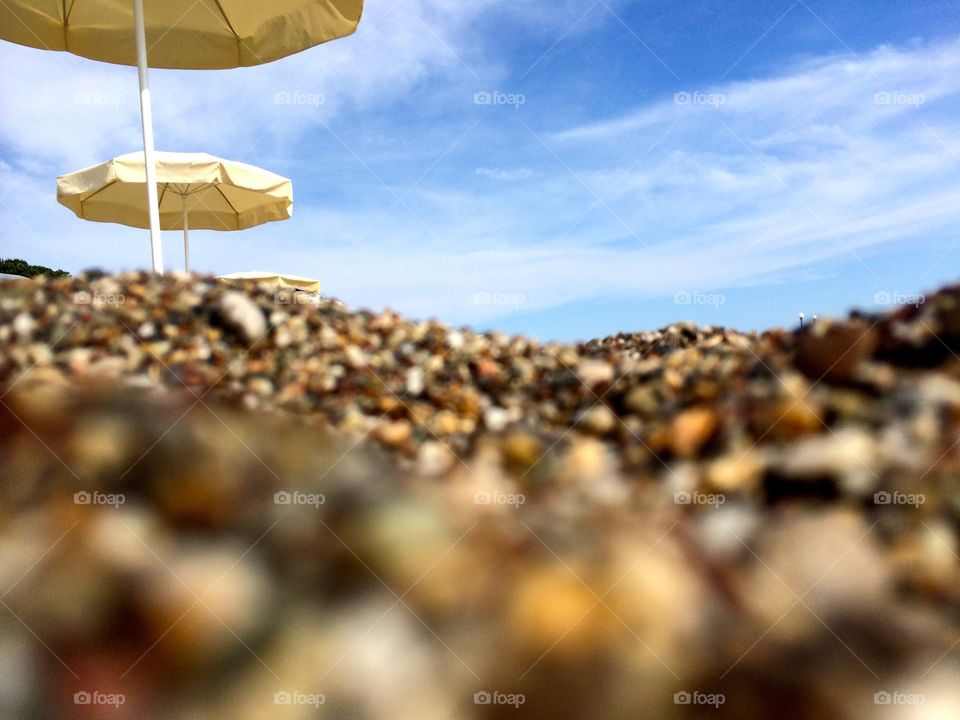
(670, 407, 719, 457)
(794, 320, 878, 382)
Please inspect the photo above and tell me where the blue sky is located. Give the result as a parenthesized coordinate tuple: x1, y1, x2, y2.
(2, 0, 960, 341)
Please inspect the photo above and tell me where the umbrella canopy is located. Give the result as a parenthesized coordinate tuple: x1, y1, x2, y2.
(57, 152, 293, 272)
(0, 1, 363, 69)
(220, 272, 321, 294)
(1, 0, 363, 273)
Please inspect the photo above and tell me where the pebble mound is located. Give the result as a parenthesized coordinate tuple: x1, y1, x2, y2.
(2, 273, 960, 718)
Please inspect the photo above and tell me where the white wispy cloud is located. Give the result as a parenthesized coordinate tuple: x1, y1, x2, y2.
(0, 0, 500, 168)
(343, 37, 960, 324)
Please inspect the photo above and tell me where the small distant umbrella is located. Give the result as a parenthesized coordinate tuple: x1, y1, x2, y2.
(1, 1, 364, 272)
(57, 152, 293, 272)
(220, 272, 320, 294)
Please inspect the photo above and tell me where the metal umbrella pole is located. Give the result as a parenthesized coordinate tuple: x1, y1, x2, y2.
(134, 0, 164, 274)
(182, 199, 190, 272)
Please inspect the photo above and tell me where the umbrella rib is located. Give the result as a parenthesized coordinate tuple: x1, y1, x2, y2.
(211, 0, 243, 64)
(184, 184, 210, 197)
(215, 185, 240, 223)
(78, 181, 119, 215)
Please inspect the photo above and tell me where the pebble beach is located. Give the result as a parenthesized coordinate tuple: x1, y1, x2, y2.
(2, 272, 960, 718)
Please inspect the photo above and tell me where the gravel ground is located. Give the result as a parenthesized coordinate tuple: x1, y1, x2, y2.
(1, 272, 960, 719)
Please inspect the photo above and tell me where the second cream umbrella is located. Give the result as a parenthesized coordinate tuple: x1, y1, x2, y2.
(57, 151, 293, 272)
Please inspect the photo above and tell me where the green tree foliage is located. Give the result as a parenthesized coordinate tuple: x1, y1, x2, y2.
(0, 258, 70, 279)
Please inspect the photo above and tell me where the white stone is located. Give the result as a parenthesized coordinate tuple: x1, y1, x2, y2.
(577, 359, 614, 387)
(406, 367, 424, 396)
(483, 406, 510, 432)
(12, 313, 34, 339)
(219, 291, 266, 343)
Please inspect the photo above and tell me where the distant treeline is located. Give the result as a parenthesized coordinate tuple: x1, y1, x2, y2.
(0, 258, 70, 278)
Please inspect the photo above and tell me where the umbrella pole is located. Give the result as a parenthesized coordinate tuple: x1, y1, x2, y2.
(134, 0, 164, 274)
(183, 202, 190, 273)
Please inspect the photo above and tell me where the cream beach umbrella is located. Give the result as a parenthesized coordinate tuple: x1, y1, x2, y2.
(219, 272, 320, 294)
(57, 151, 293, 272)
(0, 0, 363, 273)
